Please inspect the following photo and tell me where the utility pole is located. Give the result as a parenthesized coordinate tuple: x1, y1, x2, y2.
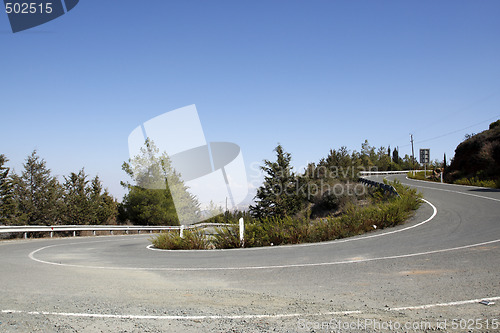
(410, 134, 415, 175)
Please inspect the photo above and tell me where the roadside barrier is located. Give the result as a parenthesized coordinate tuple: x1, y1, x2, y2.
(0, 222, 235, 240)
(358, 177, 400, 197)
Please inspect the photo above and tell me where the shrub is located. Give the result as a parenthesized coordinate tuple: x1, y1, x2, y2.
(151, 229, 209, 250)
(454, 177, 498, 188)
(212, 226, 241, 249)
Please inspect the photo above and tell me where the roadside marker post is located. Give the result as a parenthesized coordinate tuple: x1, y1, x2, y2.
(239, 218, 244, 247)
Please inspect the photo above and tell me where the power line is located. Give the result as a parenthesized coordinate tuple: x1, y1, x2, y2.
(398, 114, 500, 147)
(415, 114, 500, 144)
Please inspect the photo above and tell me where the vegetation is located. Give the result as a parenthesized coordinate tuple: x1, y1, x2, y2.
(62, 169, 117, 225)
(0, 154, 16, 224)
(0, 151, 117, 226)
(153, 180, 422, 249)
(444, 120, 500, 188)
(150, 229, 209, 250)
(152, 140, 423, 250)
(118, 139, 200, 225)
(407, 120, 500, 189)
(407, 170, 441, 183)
(11, 151, 64, 225)
(250, 144, 305, 219)
(1, 136, 425, 247)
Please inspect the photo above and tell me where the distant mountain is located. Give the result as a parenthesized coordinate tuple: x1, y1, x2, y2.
(445, 120, 500, 187)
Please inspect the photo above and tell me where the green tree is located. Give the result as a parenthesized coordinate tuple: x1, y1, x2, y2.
(62, 169, 90, 225)
(12, 151, 63, 225)
(0, 154, 16, 224)
(250, 144, 304, 219)
(377, 146, 391, 171)
(392, 147, 400, 164)
(360, 140, 376, 168)
(61, 170, 117, 225)
(88, 175, 118, 225)
(119, 139, 200, 225)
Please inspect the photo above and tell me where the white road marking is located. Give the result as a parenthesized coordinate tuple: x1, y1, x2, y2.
(28, 199, 438, 270)
(27, 196, 499, 272)
(404, 176, 488, 189)
(404, 177, 500, 202)
(3, 296, 499, 320)
(29, 235, 500, 271)
(149, 198, 437, 252)
(0, 309, 361, 320)
(390, 296, 500, 311)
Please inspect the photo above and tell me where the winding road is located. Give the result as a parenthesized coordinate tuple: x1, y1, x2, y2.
(1, 175, 499, 332)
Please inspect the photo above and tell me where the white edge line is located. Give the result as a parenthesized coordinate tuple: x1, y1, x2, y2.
(145, 198, 437, 253)
(0, 309, 361, 320)
(405, 174, 491, 189)
(390, 296, 500, 311)
(29, 236, 500, 271)
(3, 296, 499, 320)
(29, 199, 500, 271)
(404, 177, 500, 202)
(29, 199, 438, 270)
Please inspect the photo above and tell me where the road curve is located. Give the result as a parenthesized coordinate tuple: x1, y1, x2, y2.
(0, 175, 499, 332)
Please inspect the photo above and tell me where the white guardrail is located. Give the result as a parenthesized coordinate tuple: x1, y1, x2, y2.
(0, 222, 236, 239)
(359, 170, 415, 175)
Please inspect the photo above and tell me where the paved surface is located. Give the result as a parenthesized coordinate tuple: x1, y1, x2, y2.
(0, 175, 499, 332)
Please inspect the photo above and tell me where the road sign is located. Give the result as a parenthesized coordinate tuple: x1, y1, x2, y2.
(420, 149, 430, 164)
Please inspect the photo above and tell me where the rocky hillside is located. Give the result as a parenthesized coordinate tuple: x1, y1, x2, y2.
(445, 120, 500, 187)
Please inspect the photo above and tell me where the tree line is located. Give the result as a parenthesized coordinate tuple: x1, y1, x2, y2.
(0, 139, 427, 226)
(250, 140, 426, 220)
(0, 151, 117, 226)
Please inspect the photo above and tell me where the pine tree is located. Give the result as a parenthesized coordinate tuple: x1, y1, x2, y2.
(0, 154, 16, 224)
(89, 175, 117, 225)
(12, 151, 63, 225)
(250, 144, 304, 219)
(62, 169, 90, 225)
(119, 139, 200, 225)
(392, 147, 399, 164)
(61, 170, 117, 225)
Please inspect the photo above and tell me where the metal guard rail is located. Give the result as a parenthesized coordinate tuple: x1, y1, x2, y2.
(359, 170, 413, 176)
(358, 177, 400, 197)
(0, 222, 235, 239)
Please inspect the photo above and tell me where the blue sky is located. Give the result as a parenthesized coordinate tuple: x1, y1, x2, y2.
(1, 1, 499, 201)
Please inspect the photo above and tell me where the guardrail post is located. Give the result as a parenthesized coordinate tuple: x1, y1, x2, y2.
(93, 230, 96, 236)
(24, 232, 27, 239)
(73, 231, 76, 237)
(180, 225, 185, 238)
(50, 232, 53, 238)
(239, 218, 245, 247)
(110, 230, 113, 235)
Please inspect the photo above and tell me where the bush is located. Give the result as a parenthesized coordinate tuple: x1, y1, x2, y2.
(151, 229, 209, 250)
(453, 177, 498, 188)
(212, 226, 241, 248)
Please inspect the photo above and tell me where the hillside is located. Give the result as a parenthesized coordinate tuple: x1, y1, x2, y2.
(445, 120, 500, 187)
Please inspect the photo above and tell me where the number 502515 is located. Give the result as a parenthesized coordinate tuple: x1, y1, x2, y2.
(5, 2, 53, 14)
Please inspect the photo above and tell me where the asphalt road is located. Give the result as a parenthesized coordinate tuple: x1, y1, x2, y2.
(0, 175, 499, 332)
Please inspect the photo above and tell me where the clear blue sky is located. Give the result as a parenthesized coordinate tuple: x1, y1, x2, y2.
(1, 1, 499, 201)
